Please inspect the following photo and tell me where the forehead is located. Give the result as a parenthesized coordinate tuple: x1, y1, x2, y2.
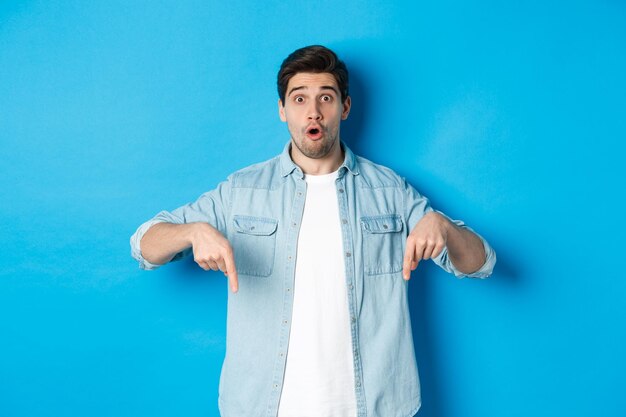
(287, 72, 338, 93)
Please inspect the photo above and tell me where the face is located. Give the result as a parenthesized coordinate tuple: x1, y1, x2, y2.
(279, 72, 351, 160)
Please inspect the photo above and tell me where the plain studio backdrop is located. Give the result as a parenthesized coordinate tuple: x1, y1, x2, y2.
(1, 1, 625, 416)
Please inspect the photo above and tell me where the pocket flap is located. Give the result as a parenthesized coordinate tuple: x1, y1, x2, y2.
(361, 214, 403, 233)
(233, 215, 278, 236)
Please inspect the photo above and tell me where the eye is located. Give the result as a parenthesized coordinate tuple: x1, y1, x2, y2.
(294, 96, 304, 103)
(320, 95, 333, 102)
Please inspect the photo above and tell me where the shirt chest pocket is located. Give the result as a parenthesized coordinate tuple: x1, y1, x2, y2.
(232, 215, 278, 277)
(361, 214, 404, 275)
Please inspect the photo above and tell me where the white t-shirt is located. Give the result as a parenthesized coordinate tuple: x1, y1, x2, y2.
(277, 170, 357, 417)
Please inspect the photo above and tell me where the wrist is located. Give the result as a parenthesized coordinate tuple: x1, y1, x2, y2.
(429, 211, 455, 237)
(187, 222, 212, 246)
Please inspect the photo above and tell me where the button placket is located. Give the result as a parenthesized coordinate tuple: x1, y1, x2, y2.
(272, 179, 307, 412)
(338, 177, 367, 413)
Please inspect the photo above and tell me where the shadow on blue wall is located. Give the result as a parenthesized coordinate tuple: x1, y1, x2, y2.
(338, 57, 369, 158)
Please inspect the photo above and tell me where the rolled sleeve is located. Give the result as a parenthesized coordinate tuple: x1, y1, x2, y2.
(130, 219, 163, 270)
(432, 217, 497, 278)
(129, 213, 185, 270)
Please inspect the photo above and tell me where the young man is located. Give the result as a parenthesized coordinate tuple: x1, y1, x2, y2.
(130, 45, 496, 417)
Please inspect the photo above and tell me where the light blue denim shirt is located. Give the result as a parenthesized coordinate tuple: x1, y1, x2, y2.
(130, 141, 496, 417)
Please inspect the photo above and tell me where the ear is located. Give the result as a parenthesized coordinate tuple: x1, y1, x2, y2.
(278, 99, 287, 122)
(341, 96, 351, 120)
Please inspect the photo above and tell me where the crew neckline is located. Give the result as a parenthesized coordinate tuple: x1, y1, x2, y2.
(304, 169, 339, 184)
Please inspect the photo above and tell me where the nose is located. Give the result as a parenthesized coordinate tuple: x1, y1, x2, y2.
(307, 102, 322, 121)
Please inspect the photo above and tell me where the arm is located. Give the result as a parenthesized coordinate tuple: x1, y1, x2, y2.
(141, 222, 239, 292)
(402, 211, 486, 279)
(402, 178, 495, 279)
(130, 178, 237, 289)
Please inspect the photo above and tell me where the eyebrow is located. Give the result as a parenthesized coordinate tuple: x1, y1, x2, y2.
(287, 85, 339, 97)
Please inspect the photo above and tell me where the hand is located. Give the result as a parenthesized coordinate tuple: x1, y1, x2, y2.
(190, 223, 239, 293)
(403, 211, 450, 280)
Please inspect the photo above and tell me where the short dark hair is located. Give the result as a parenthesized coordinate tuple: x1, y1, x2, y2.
(277, 45, 349, 104)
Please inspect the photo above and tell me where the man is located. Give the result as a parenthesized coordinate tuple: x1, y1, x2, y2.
(130, 45, 496, 417)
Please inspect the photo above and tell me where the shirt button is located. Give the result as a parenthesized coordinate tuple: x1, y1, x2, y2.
(298, 192, 302, 196)
(292, 222, 297, 227)
(338, 189, 344, 193)
(382, 224, 388, 229)
(351, 316, 356, 323)
(342, 219, 348, 224)
(349, 284, 354, 290)
(346, 252, 351, 257)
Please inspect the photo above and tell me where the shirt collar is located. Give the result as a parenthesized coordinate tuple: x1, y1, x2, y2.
(279, 140, 360, 178)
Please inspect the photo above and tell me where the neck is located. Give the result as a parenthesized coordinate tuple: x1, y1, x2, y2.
(290, 139, 344, 175)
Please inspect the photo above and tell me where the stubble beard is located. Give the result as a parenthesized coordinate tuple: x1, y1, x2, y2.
(290, 125, 339, 160)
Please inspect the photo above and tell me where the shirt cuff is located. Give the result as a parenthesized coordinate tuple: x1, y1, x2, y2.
(129, 219, 167, 270)
(433, 211, 496, 279)
(453, 235, 497, 278)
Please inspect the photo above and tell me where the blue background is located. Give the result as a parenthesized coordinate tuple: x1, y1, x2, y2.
(1, 1, 625, 416)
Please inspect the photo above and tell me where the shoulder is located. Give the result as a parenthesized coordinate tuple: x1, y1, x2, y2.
(355, 155, 406, 189)
(227, 154, 283, 190)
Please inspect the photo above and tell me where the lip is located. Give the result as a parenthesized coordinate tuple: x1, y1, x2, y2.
(305, 124, 323, 140)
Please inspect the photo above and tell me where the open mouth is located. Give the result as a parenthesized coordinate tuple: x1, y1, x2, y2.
(306, 126, 323, 139)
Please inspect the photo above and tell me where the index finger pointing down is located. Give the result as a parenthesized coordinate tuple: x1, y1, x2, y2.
(224, 251, 238, 293)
